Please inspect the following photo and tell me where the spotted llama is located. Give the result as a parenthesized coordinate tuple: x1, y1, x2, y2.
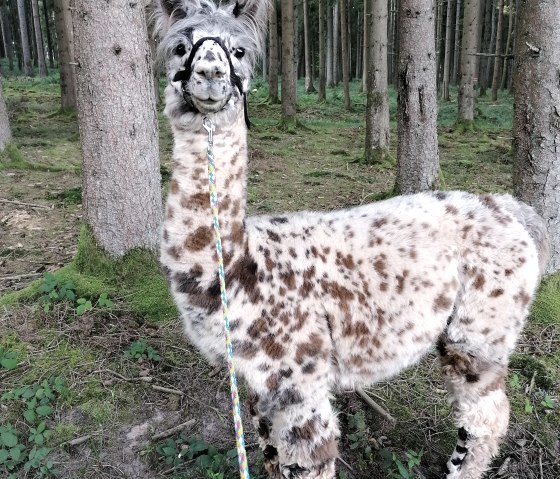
(154, 1, 550, 478)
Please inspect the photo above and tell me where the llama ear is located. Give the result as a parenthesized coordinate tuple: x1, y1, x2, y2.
(158, 0, 191, 22)
(232, 0, 271, 29)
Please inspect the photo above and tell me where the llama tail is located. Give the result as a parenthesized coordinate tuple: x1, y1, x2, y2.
(497, 195, 551, 276)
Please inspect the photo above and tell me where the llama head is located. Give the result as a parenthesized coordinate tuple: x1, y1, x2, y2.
(154, 0, 270, 129)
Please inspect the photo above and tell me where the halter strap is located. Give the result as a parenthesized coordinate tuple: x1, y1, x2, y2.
(173, 36, 251, 129)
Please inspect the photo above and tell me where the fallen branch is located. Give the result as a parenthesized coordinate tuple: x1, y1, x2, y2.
(1, 272, 43, 281)
(151, 419, 196, 441)
(0, 198, 52, 210)
(356, 387, 396, 424)
(58, 435, 91, 448)
(152, 385, 184, 396)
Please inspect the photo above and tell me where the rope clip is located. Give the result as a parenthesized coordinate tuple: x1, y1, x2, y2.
(203, 117, 215, 147)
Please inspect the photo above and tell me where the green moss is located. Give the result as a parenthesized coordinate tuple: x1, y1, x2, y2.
(52, 422, 82, 445)
(530, 272, 560, 326)
(509, 354, 555, 390)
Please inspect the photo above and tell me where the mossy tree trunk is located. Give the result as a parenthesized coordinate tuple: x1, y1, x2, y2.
(364, 0, 390, 164)
(54, 0, 76, 111)
(513, 0, 560, 275)
(0, 81, 12, 151)
(42, 0, 55, 69)
(396, 0, 439, 194)
(281, 0, 297, 127)
(72, 0, 162, 257)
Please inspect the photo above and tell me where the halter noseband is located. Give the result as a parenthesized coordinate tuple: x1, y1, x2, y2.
(173, 36, 251, 129)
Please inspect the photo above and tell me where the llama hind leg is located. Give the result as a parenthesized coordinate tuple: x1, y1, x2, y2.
(439, 341, 510, 479)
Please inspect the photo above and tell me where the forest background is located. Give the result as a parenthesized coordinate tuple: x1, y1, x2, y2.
(0, 1, 558, 478)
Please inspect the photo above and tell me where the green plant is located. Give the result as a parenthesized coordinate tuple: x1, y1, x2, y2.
(124, 339, 161, 362)
(524, 397, 533, 414)
(346, 411, 373, 468)
(509, 373, 521, 390)
(39, 272, 76, 313)
(380, 448, 423, 479)
(0, 377, 67, 477)
(0, 349, 19, 370)
(541, 395, 554, 411)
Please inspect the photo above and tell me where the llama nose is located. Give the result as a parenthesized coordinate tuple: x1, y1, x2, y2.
(194, 53, 227, 80)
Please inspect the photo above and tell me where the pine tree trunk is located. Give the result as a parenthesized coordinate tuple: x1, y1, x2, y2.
(10, 0, 22, 70)
(452, 0, 461, 84)
(31, 0, 46, 75)
(391, 0, 400, 85)
(0, 0, 14, 70)
(54, 0, 76, 110)
(333, 3, 339, 85)
(478, 0, 493, 95)
(0, 81, 12, 151)
(268, 0, 280, 104)
(396, 0, 439, 193)
(500, 0, 513, 90)
(491, 0, 504, 101)
(326, 3, 333, 87)
(485, 0, 497, 87)
(513, 0, 560, 274)
(318, 0, 326, 101)
(16, 0, 32, 75)
(364, 0, 390, 163)
(339, 0, 350, 110)
(303, 0, 315, 92)
(42, 0, 54, 69)
(362, 1, 367, 91)
(457, 0, 481, 124)
(435, 0, 444, 90)
(442, 0, 454, 100)
(71, 0, 162, 257)
(281, 0, 297, 125)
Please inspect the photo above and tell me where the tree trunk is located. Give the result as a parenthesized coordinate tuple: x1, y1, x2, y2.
(478, 0, 493, 95)
(42, 0, 55, 69)
(16, 0, 32, 75)
(513, 0, 560, 274)
(303, 0, 315, 92)
(491, 0, 504, 101)
(364, 0, 390, 164)
(0, 81, 12, 151)
(500, 0, 513, 90)
(281, 0, 297, 126)
(268, 0, 280, 103)
(326, 3, 333, 86)
(71, 0, 162, 257)
(339, 0, 350, 110)
(396, 0, 439, 193)
(31, 0, 47, 75)
(457, 0, 481, 124)
(54, 0, 76, 110)
(362, 0, 369, 92)
(452, 0, 461, 84)
(318, 0, 326, 101)
(442, 0, 454, 100)
(0, 0, 14, 70)
(435, 0, 444, 90)
(333, 3, 339, 85)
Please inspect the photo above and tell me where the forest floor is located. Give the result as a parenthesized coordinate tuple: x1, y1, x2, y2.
(0, 74, 558, 479)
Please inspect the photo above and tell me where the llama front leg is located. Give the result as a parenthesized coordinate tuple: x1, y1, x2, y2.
(251, 390, 339, 479)
(440, 344, 510, 479)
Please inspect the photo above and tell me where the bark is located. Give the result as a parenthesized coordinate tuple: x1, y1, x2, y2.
(16, 0, 32, 75)
(333, 3, 339, 85)
(10, 0, 22, 70)
(71, 0, 162, 257)
(268, 0, 279, 103)
(362, 0, 369, 92)
(339, 0, 350, 110)
(0, 0, 14, 70)
(355, 6, 362, 83)
(500, 0, 513, 90)
(303, 0, 315, 92)
(53, 0, 75, 110)
(0, 81, 11, 151)
(318, 0, 326, 101)
(452, 0, 461, 84)
(435, 0, 444, 89)
(457, 0, 481, 124)
(364, 0, 390, 163)
(31, 0, 47, 75)
(442, 0, 454, 100)
(281, 0, 297, 125)
(513, 0, 560, 274)
(491, 0, 504, 101)
(396, 0, 439, 193)
(326, 3, 333, 86)
(42, 0, 55, 69)
(478, 0, 493, 95)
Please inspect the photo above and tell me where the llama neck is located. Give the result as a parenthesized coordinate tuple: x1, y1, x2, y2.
(163, 108, 249, 274)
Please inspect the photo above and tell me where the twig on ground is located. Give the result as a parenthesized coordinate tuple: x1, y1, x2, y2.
(539, 449, 544, 479)
(497, 457, 511, 476)
(337, 456, 355, 474)
(0, 198, 52, 209)
(58, 435, 92, 448)
(1, 272, 43, 281)
(151, 419, 196, 442)
(356, 387, 396, 424)
(152, 385, 184, 396)
(527, 371, 537, 395)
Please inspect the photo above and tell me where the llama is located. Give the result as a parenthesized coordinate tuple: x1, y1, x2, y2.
(154, 1, 550, 478)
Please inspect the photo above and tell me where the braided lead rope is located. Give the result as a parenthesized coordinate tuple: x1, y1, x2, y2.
(202, 117, 250, 479)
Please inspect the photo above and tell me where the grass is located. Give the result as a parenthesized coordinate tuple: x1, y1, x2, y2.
(0, 73, 558, 479)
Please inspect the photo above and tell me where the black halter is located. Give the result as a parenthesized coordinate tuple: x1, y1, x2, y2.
(173, 36, 251, 129)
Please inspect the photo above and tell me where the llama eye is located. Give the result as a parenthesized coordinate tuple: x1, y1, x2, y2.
(175, 44, 186, 56)
(234, 48, 245, 59)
